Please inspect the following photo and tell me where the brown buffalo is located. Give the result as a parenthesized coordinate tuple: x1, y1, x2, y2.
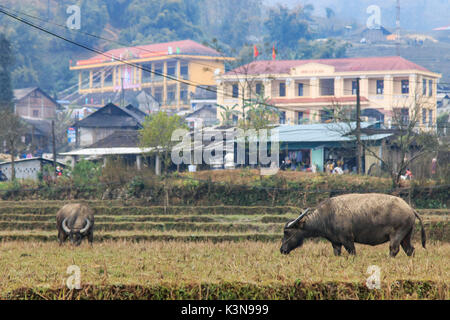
(56, 203, 94, 246)
(280, 193, 426, 257)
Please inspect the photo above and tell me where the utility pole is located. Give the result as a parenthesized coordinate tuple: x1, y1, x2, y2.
(52, 120, 57, 178)
(356, 77, 362, 175)
(121, 76, 125, 108)
(396, 0, 401, 56)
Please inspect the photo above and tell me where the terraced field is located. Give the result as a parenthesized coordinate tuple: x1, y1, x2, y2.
(0, 200, 448, 243)
(0, 200, 448, 300)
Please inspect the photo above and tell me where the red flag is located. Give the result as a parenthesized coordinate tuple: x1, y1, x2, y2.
(253, 45, 259, 58)
(272, 45, 276, 60)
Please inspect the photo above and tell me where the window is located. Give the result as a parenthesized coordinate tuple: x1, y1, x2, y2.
(167, 61, 176, 77)
(429, 110, 433, 126)
(32, 110, 39, 118)
(279, 111, 286, 124)
(320, 109, 334, 123)
(255, 83, 264, 96)
(297, 111, 303, 124)
(232, 84, 239, 98)
(401, 80, 409, 94)
(154, 63, 163, 81)
(423, 79, 427, 95)
(180, 84, 188, 104)
(81, 71, 90, 89)
(142, 63, 152, 83)
(376, 80, 384, 94)
(401, 108, 409, 124)
(352, 80, 357, 95)
(429, 80, 433, 96)
(104, 71, 113, 86)
(180, 63, 189, 79)
(279, 82, 286, 97)
(422, 109, 427, 125)
(154, 87, 163, 104)
(232, 114, 238, 125)
(320, 79, 334, 96)
(167, 85, 176, 105)
(298, 83, 304, 96)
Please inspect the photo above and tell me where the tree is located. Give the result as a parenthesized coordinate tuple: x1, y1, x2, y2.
(437, 112, 449, 137)
(0, 34, 14, 112)
(0, 110, 27, 181)
(264, 5, 311, 51)
(325, 7, 335, 19)
(217, 104, 240, 126)
(332, 89, 439, 187)
(240, 97, 280, 131)
(139, 111, 187, 175)
(56, 110, 72, 146)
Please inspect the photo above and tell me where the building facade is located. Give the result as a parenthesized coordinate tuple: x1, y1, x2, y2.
(69, 40, 232, 112)
(73, 103, 145, 148)
(216, 56, 441, 129)
(14, 87, 60, 120)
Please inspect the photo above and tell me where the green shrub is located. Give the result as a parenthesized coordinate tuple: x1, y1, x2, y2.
(72, 160, 101, 188)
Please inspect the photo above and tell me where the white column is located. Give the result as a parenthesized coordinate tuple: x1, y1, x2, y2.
(136, 155, 142, 170)
(155, 154, 161, 176)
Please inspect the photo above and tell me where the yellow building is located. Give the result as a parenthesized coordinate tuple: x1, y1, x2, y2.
(70, 40, 232, 111)
(216, 56, 441, 128)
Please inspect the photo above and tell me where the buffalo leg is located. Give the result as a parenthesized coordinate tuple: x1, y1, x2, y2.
(400, 228, 415, 257)
(58, 231, 67, 245)
(343, 242, 356, 255)
(88, 231, 94, 246)
(389, 237, 401, 257)
(390, 229, 409, 257)
(332, 243, 342, 256)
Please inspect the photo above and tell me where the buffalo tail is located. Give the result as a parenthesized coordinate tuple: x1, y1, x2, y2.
(414, 210, 426, 249)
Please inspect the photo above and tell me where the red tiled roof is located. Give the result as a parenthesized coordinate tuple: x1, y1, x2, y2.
(269, 96, 370, 105)
(225, 56, 431, 75)
(76, 40, 221, 66)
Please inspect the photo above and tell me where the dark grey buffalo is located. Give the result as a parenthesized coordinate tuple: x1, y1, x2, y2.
(280, 193, 426, 257)
(56, 203, 94, 246)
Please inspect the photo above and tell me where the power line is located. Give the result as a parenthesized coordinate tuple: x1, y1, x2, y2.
(0, 6, 226, 101)
(0, 4, 230, 84)
(0, 5, 446, 119)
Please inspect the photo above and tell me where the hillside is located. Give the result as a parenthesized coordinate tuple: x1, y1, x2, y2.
(264, 0, 450, 32)
(346, 41, 450, 84)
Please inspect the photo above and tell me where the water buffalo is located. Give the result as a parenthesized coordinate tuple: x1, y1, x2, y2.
(56, 203, 94, 246)
(280, 193, 426, 257)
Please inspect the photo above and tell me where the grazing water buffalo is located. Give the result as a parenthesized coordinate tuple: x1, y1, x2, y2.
(56, 203, 94, 246)
(280, 193, 426, 257)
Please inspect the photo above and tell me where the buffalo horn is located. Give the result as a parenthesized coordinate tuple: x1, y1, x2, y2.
(286, 208, 310, 228)
(80, 219, 91, 234)
(62, 217, 71, 234)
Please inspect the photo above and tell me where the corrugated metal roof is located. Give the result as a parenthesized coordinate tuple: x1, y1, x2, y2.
(273, 122, 381, 142)
(60, 147, 153, 156)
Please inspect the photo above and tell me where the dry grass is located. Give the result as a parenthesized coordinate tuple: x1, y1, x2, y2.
(182, 169, 392, 186)
(0, 241, 448, 297)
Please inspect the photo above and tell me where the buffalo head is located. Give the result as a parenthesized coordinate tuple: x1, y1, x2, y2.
(62, 217, 91, 246)
(280, 208, 310, 255)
